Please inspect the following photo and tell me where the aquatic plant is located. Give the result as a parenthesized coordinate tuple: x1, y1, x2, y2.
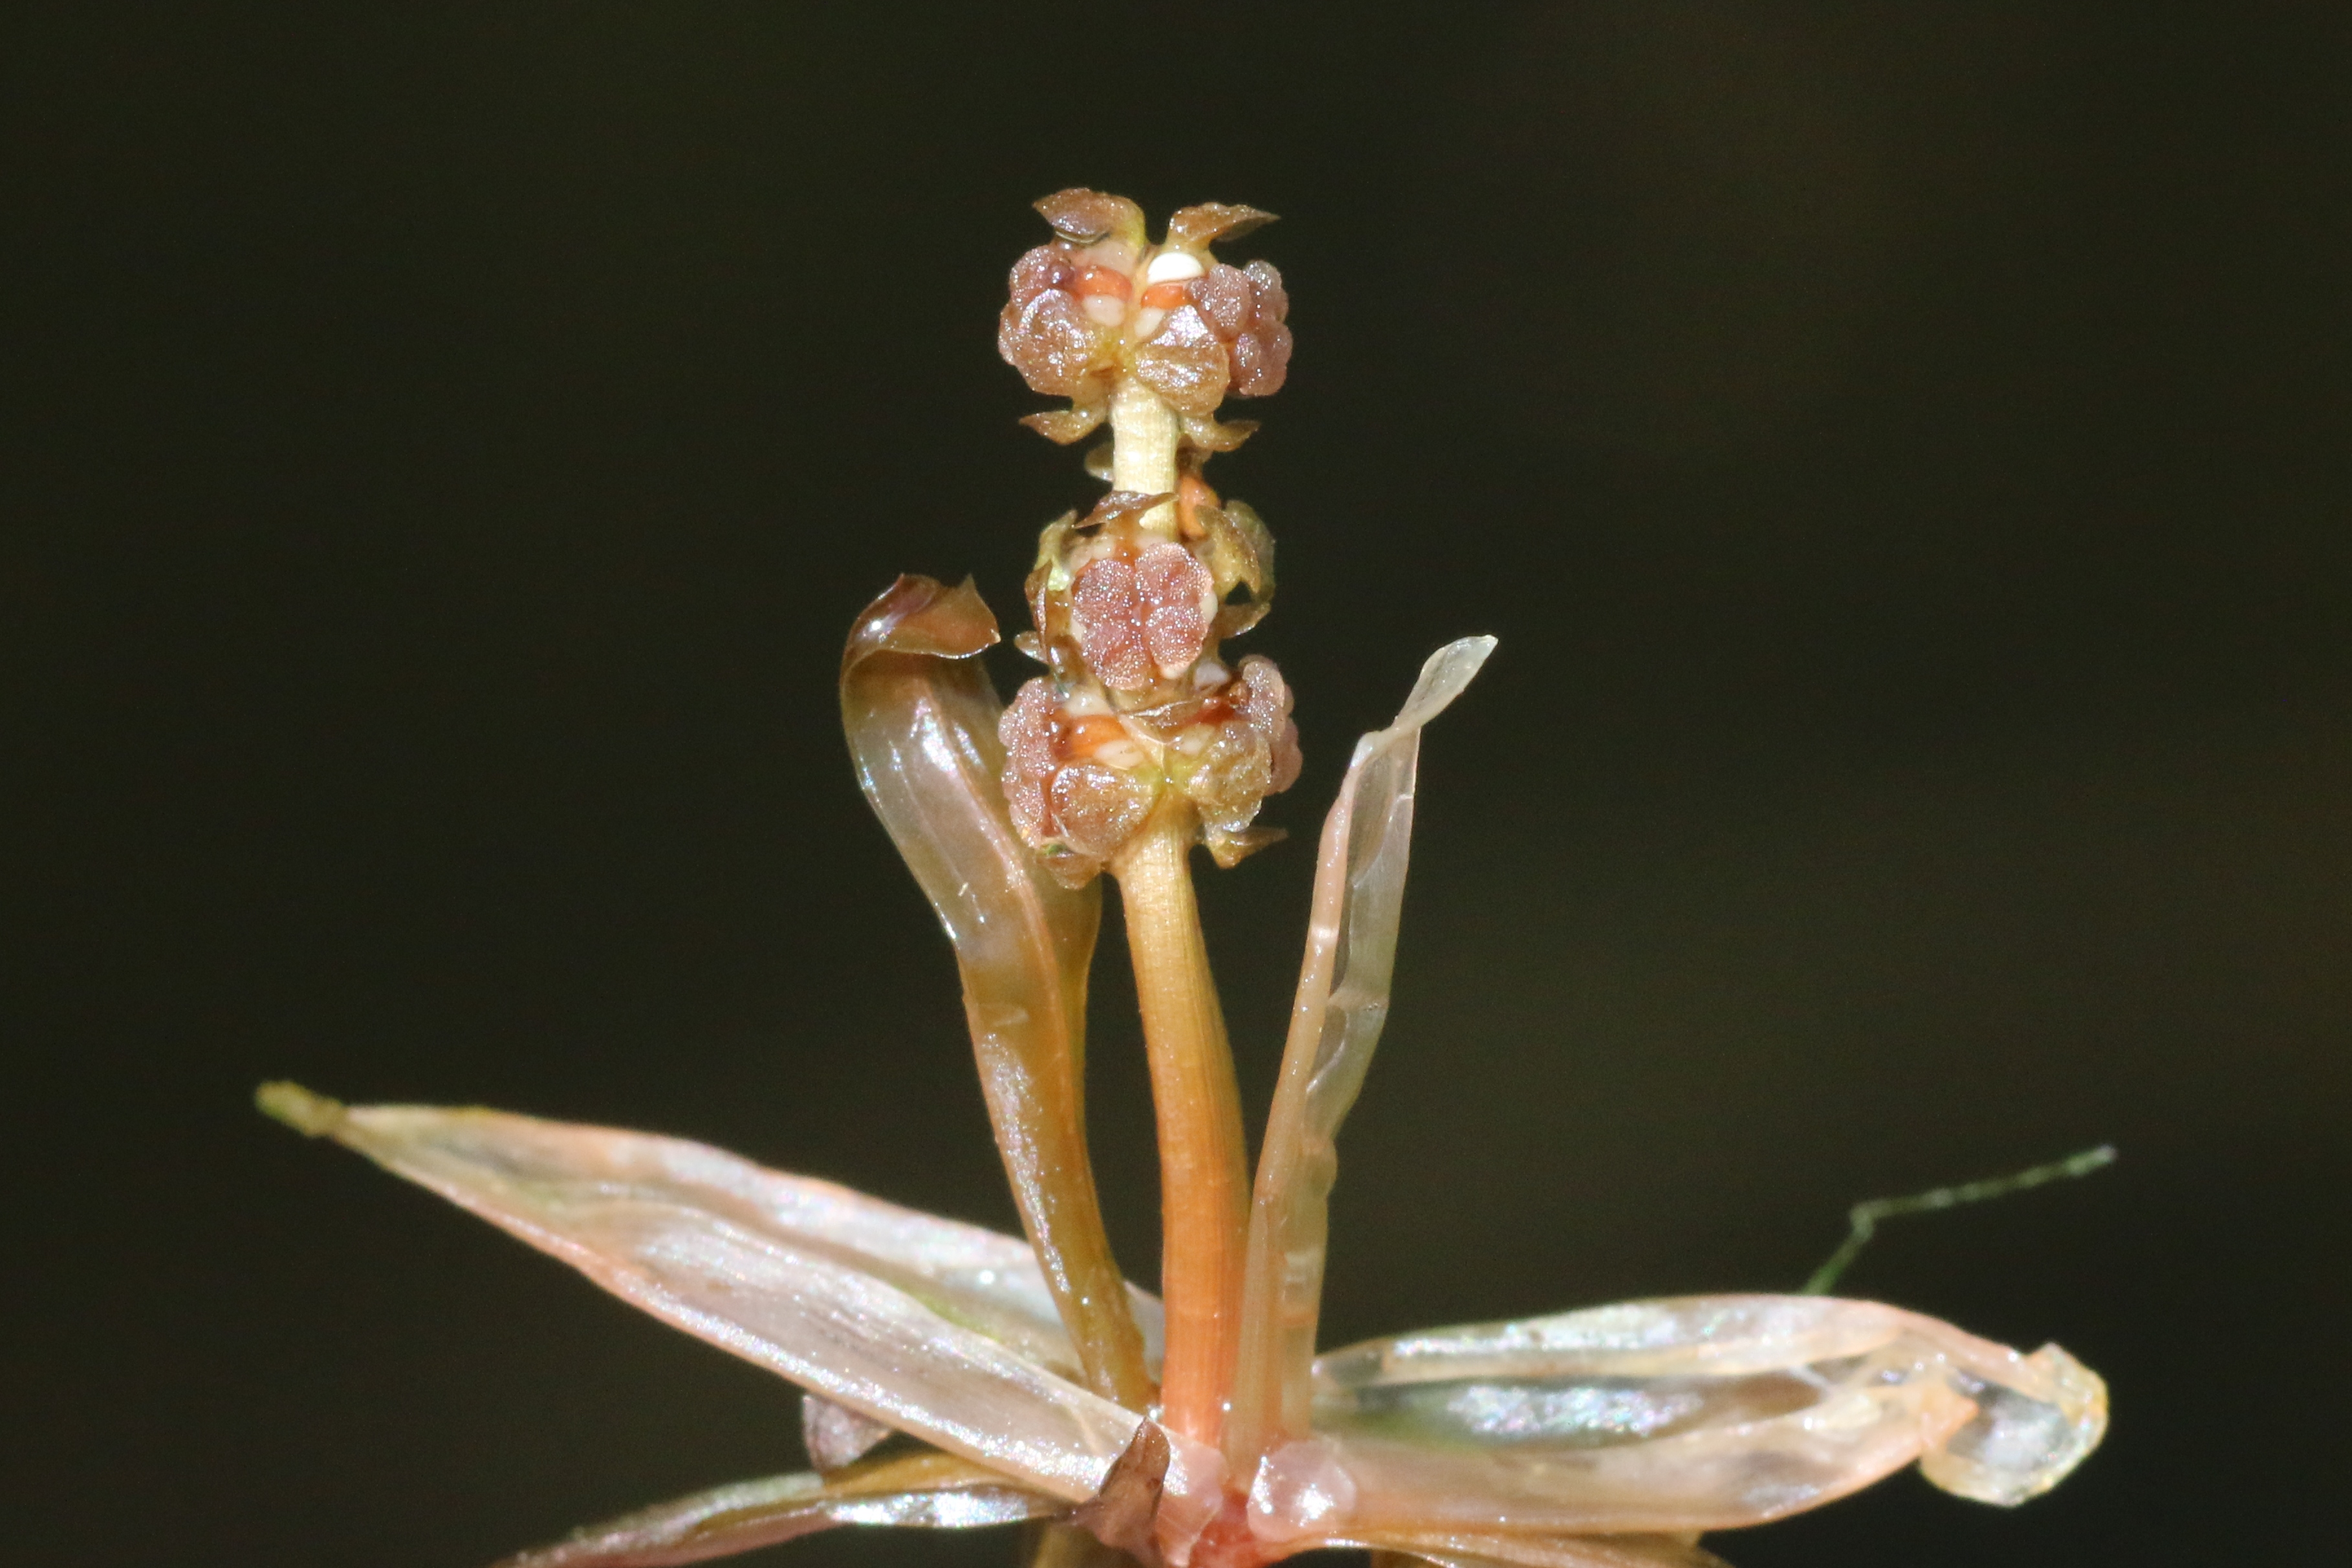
(263, 191, 2104, 1568)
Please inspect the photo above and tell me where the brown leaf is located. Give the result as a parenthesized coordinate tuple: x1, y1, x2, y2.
(1165, 202, 1278, 247)
(1036, 188, 1146, 245)
(1068, 1422, 1170, 1567)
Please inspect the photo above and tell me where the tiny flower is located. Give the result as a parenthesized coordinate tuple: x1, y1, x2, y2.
(1070, 539, 1215, 689)
(1131, 254, 1293, 413)
(1190, 260, 1292, 397)
(999, 672, 1161, 885)
(1181, 653, 1301, 869)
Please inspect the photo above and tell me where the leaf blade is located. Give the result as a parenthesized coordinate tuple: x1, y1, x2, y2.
(277, 1091, 1150, 1502)
(840, 575, 1153, 1409)
(493, 1452, 1063, 1568)
(1225, 637, 1496, 1470)
(1274, 1294, 2105, 1537)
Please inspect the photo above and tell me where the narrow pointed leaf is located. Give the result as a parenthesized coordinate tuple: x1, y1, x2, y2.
(261, 1085, 1149, 1502)
(1226, 637, 1496, 1468)
(842, 575, 1153, 1409)
(1354, 1530, 1731, 1568)
(494, 1451, 1063, 1568)
(1248, 1294, 2106, 1540)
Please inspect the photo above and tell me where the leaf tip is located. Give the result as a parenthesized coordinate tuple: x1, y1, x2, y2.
(1443, 633, 1499, 677)
(1380, 635, 1499, 743)
(256, 1080, 347, 1138)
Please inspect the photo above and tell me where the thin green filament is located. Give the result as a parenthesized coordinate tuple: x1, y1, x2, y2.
(1803, 1144, 2117, 1295)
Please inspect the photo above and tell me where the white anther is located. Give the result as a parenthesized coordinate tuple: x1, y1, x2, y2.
(1145, 250, 1206, 285)
(1062, 688, 1113, 718)
(1092, 738, 1149, 770)
(1192, 659, 1230, 691)
(1133, 307, 1166, 340)
(1082, 295, 1127, 327)
(1173, 726, 1213, 757)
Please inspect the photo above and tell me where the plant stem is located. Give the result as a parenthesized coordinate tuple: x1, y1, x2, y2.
(1108, 378, 1180, 536)
(1802, 1144, 2118, 1295)
(1112, 800, 1247, 1445)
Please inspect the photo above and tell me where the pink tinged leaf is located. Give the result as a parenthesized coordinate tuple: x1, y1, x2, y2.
(1002, 678, 1062, 778)
(1225, 637, 1497, 1472)
(1229, 327, 1290, 397)
(1351, 1531, 1732, 1568)
(1261, 1294, 2105, 1541)
(491, 1452, 1065, 1568)
(842, 578, 1155, 1410)
(268, 1087, 1154, 1503)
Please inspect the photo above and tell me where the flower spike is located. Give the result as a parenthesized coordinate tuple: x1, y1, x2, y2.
(997, 197, 1308, 1450)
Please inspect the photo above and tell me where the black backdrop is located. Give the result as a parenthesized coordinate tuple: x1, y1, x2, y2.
(10, 6, 2350, 1565)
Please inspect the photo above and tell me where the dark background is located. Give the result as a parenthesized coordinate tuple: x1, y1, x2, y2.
(8, 5, 2349, 1565)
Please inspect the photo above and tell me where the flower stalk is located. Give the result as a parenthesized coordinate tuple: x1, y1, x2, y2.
(1110, 798, 1248, 1445)
(996, 191, 1303, 1447)
(1106, 379, 1180, 530)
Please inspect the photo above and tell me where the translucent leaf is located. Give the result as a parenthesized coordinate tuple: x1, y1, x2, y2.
(841, 576, 1153, 1408)
(1225, 637, 1497, 1469)
(1246, 1294, 2105, 1540)
(1355, 1530, 1731, 1568)
(259, 1085, 1151, 1503)
(493, 1450, 1062, 1568)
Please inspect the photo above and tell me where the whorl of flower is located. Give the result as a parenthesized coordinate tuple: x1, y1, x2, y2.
(1001, 487, 1297, 882)
(996, 196, 1302, 884)
(999, 190, 1292, 446)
